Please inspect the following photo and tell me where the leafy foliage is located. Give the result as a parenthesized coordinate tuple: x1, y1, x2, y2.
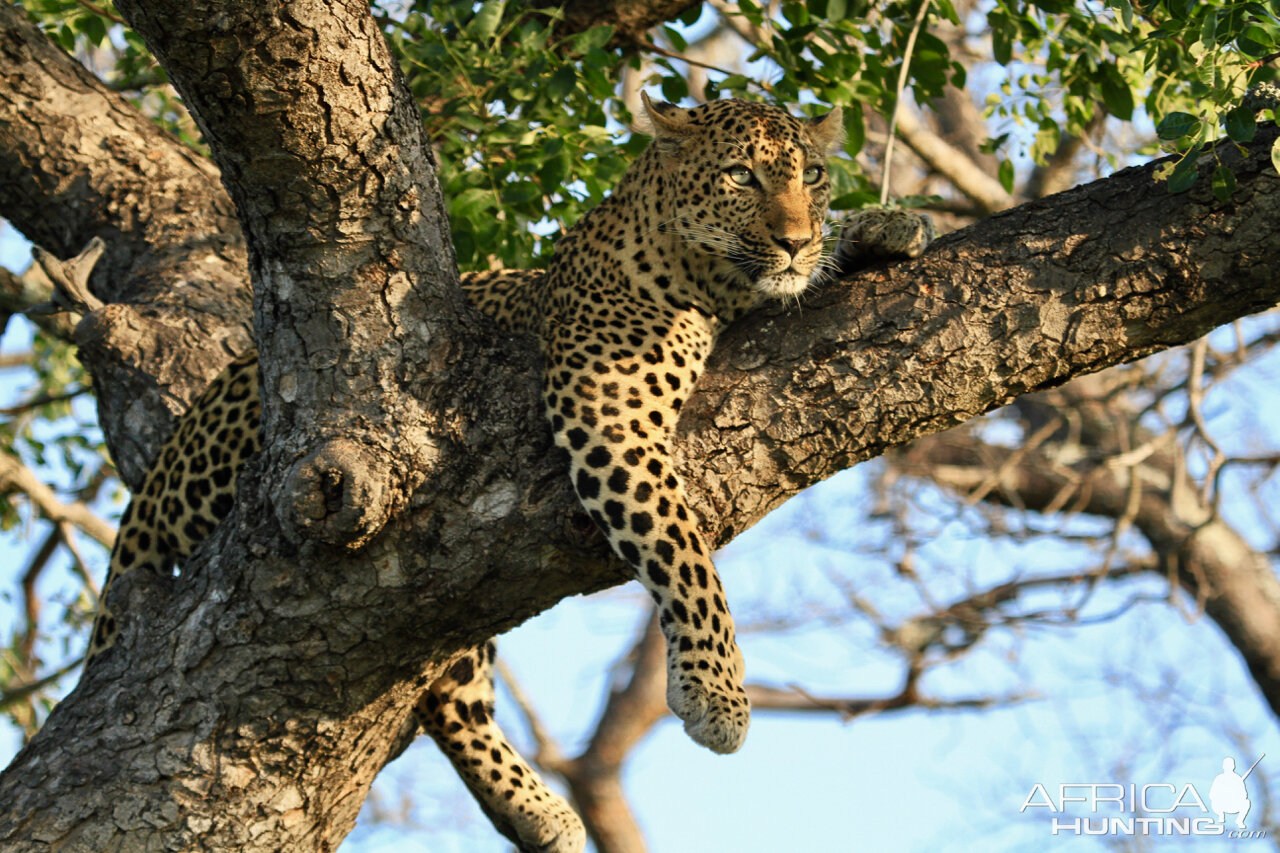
(982, 0, 1279, 194)
(384, 1, 644, 270)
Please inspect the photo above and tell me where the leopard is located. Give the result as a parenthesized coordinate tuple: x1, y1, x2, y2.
(84, 92, 933, 852)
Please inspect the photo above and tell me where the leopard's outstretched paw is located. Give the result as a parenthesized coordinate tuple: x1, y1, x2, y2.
(832, 208, 935, 274)
(504, 797, 586, 853)
(667, 657, 751, 754)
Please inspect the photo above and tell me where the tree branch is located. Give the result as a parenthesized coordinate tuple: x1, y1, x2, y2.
(111, 0, 484, 552)
(542, 0, 701, 47)
(0, 3, 252, 484)
(744, 684, 1033, 717)
(0, 453, 115, 547)
(897, 375, 1280, 715)
(893, 106, 1016, 213)
(682, 128, 1280, 540)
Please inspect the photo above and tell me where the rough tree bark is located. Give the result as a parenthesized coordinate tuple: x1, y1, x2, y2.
(0, 1, 1278, 850)
(0, 1, 250, 485)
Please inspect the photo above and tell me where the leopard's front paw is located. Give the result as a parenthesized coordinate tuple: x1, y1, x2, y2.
(508, 799, 586, 853)
(831, 208, 935, 275)
(667, 655, 751, 754)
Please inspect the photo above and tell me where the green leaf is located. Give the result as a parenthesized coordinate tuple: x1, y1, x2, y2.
(79, 13, 106, 46)
(992, 21, 1013, 66)
(661, 75, 688, 102)
(828, 190, 878, 210)
(1115, 0, 1134, 30)
(843, 100, 865, 156)
(1098, 63, 1134, 120)
(998, 158, 1015, 194)
(933, 0, 960, 25)
(1237, 26, 1275, 57)
(538, 150, 570, 189)
(467, 0, 506, 42)
(1030, 120, 1061, 165)
(1211, 164, 1236, 201)
(546, 65, 578, 101)
(501, 180, 541, 206)
(1199, 9, 1218, 47)
(1224, 106, 1256, 143)
(1271, 137, 1280, 178)
(1167, 150, 1200, 193)
(449, 188, 494, 221)
(1155, 111, 1200, 140)
(781, 1, 809, 25)
(571, 25, 615, 54)
(979, 135, 1006, 155)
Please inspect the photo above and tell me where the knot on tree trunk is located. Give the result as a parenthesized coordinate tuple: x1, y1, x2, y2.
(277, 437, 393, 550)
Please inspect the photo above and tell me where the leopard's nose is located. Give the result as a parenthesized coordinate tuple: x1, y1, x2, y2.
(772, 235, 811, 257)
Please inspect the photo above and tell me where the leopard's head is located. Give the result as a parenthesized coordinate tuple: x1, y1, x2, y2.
(642, 93, 844, 300)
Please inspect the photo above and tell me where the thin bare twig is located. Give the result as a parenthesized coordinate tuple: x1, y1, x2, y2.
(0, 658, 84, 711)
(494, 657, 569, 772)
(1187, 337, 1226, 506)
(0, 453, 115, 547)
(963, 414, 1065, 506)
(634, 38, 744, 80)
(20, 528, 61, 663)
(74, 0, 125, 24)
(0, 387, 90, 417)
(746, 683, 1034, 719)
(881, 0, 933, 205)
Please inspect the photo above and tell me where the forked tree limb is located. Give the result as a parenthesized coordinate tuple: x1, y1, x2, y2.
(0, 453, 115, 547)
(0, 3, 251, 483)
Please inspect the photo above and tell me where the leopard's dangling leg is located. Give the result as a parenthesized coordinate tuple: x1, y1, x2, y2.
(416, 642, 585, 853)
(543, 319, 751, 755)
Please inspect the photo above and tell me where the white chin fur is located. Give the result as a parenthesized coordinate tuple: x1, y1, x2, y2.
(753, 270, 813, 298)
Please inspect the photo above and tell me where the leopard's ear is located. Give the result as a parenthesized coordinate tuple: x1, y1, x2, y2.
(641, 91, 695, 158)
(806, 106, 845, 153)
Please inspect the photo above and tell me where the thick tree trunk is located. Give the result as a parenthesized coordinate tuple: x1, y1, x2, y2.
(0, 0, 1278, 849)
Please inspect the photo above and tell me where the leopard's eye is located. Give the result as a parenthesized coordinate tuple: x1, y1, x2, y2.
(726, 165, 757, 187)
(803, 165, 825, 185)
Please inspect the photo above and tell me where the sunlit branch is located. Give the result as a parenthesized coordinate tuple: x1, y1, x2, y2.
(0, 453, 115, 547)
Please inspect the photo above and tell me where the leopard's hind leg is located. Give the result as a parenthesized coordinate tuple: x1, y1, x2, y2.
(416, 641, 585, 853)
(87, 351, 261, 664)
